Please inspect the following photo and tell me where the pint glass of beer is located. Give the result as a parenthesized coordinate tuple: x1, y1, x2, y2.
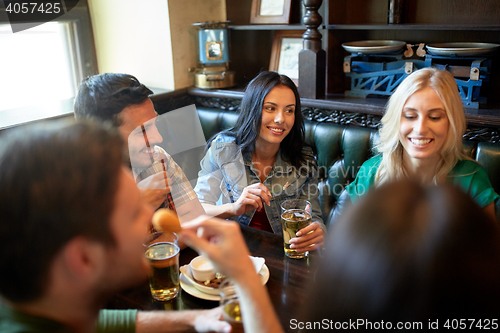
(144, 231, 180, 301)
(280, 199, 312, 259)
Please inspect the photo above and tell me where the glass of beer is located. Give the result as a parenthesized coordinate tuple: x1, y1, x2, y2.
(144, 231, 180, 301)
(281, 199, 312, 259)
(219, 279, 243, 326)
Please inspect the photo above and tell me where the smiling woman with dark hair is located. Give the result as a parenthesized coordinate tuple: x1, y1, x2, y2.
(194, 71, 325, 253)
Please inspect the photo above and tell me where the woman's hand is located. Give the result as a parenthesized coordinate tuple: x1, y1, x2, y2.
(231, 183, 271, 216)
(289, 222, 324, 253)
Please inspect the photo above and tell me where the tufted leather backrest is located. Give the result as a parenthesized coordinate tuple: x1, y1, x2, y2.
(196, 107, 500, 226)
(304, 121, 381, 225)
(197, 109, 239, 142)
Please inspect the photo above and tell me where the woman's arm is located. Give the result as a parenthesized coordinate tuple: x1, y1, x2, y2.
(200, 202, 235, 219)
(195, 140, 272, 219)
(202, 183, 271, 219)
(483, 202, 496, 222)
(193, 144, 225, 207)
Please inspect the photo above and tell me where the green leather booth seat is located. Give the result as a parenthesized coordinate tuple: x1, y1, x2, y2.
(196, 107, 500, 226)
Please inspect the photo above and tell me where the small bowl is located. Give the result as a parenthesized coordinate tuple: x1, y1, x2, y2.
(189, 256, 216, 282)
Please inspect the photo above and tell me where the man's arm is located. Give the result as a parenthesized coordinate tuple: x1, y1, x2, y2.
(136, 307, 230, 333)
(181, 217, 284, 333)
(96, 308, 231, 333)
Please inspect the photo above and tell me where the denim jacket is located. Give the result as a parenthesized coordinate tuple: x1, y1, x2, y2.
(194, 134, 325, 235)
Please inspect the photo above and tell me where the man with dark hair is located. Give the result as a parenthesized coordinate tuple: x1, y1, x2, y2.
(0, 119, 282, 333)
(74, 73, 204, 223)
(0, 120, 213, 332)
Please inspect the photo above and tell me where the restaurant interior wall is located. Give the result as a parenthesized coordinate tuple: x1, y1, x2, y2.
(88, 0, 174, 90)
(88, 0, 226, 91)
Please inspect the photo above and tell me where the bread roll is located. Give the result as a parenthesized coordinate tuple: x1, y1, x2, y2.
(152, 208, 181, 233)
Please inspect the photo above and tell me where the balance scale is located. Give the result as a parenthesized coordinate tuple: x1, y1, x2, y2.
(342, 42, 498, 108)
(192, 21, 235, 89)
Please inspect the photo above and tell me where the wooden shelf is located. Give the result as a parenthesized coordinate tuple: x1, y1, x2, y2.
(229, 24, 306, 31)
(224, 0, 500, 126)
(319, 94, 500, 128)
(188, 88, 500, 128)
(325, 24, 500, 31)
(188, 87, 244, 99)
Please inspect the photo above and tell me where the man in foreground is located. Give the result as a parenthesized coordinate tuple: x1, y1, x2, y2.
(0, 119, 282, 333)
(74, 73, 204, 222)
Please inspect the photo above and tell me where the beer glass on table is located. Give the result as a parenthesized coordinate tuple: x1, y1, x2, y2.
(281, 199, 312, 259)
(144, 231, 180, 301)
(219, 279, 243, 330)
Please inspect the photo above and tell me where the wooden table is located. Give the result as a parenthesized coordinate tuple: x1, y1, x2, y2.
(107, 225, 321, 332)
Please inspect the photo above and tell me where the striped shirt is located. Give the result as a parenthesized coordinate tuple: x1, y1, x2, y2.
(134, 146, 197, 210)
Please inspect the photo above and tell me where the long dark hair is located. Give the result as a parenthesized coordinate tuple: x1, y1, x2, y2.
(210, 71, 306, 168)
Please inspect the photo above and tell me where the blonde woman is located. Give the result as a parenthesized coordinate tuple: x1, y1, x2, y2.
(346, 67, 498, 220)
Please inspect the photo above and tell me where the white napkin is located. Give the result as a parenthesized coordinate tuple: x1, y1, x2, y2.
(250, 256, 265, 274)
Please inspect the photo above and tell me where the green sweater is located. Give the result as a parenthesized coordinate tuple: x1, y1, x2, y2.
(0, 301, 137, 333)
(346, 155, 499, 208)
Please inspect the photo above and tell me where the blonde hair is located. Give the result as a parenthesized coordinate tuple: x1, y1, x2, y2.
(376, 67, 469, 185)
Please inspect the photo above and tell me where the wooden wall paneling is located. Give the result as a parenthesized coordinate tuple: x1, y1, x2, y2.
(226, 0, 253, 25)
(229, 30, 274, 84)
(407, 0, 500, 25)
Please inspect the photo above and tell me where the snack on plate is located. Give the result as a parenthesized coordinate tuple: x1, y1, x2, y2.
(194, 272, 226, 289)
(189, 256, 227, 288)
(152, 208, 181, 233)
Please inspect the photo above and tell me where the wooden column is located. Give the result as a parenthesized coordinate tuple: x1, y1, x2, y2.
(298, 0, 326, 99)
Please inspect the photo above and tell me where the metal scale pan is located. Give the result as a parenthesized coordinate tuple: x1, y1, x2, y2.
(426, 43, 500, 57)
(342, 40, 406, 54)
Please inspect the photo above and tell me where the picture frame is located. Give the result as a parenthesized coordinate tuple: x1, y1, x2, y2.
(269, 30, 304, 86)
(250, 0, 292, 24)
(205, 41, 223, 61)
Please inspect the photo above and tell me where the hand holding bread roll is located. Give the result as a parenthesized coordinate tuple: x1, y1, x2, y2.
(152, 208, 182, 233)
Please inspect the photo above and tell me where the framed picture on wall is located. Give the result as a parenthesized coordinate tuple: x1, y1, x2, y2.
(269, 30, 304, 86)
(250, 0, 292, 24)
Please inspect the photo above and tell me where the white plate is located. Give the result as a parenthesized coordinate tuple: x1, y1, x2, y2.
(180, 261, 270, 301)
(342, 40, 406, 54)
(183, 256, 265, 296)
(180, 265, 220, 296)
